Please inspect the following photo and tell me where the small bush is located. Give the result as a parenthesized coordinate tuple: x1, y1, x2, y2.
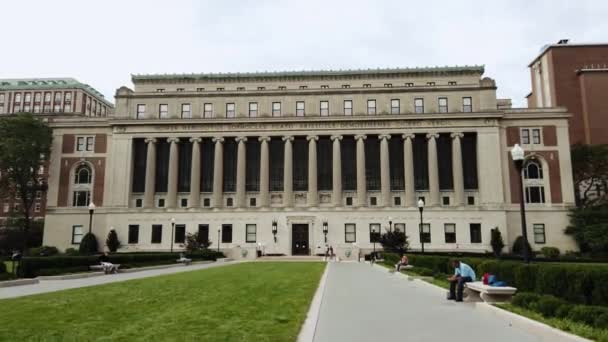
(64, 248, 79, 256)
(594, 313, 608, 329)
(512, 236, 532, 256)
(490, 227, 505, 257)
(106, 230, 121, 253)
(540, 247, 560, 259)
(533, 295, 567, 317)
(0, 261, 6, 273)
(567, 305, 608, 326)
(28, 246, 59, 257)
(555, 304, 572, 319)
(78, 233, 98, 255)
(512, 292, 542, 310)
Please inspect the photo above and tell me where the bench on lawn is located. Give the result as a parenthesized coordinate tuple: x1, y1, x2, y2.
(90, 264, 121, 274)
(464, 281, 517, 303)
(389, 265, 414, 273)
(177, 257, 192, 265)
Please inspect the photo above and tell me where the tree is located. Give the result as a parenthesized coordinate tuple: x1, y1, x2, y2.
(183, 232, 211, 252)
(512, 236, 532, 257)
(378, 230, 409, 255)
(105, 229, 121, 253)
(571, 144, 608, 206)
(79, 233, 98, 254)
(490, 227, 505, 257)
(0, 114, 52, 255)
(565, 203, 608, 255)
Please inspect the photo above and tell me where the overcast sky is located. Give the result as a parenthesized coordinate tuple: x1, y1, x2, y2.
(2, 0, 607, 107)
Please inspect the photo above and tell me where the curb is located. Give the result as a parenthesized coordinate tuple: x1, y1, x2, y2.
(297, 262, 330, 342)
(0, 278, 39, 288)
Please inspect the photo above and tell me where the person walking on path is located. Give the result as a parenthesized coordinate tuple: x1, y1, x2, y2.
(447, 259, 476, 302)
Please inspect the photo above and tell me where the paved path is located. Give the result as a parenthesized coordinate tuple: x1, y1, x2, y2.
(313, 262, 548, 342)
(0, 261, 239, 300)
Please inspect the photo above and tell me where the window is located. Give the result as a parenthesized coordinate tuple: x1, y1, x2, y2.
(521, 129, 530, 144)
(299, 85, 308, 89)
(521, 128, 541, 145)
(34, 203, 41, 212)
(71, 225, 84, 244)
(204, 103, 213, 118)
(394, 223, 405, 233)
(44, 92, 51, 102)
(524, 160, 546, 204)
(296, 101, 305, 116)
(0, 94, 4, 102)
(278, 86, 286, 90)
(135, 198, 143, 207)
(180, 198, 188, 207)
(438, 97, 448, 113)
(367, 99, 376, 115)
(54, 104, 62, 113)
(249, 102, 258, 117)
(197, 88, 205, 92)
(74, 165, 92, 184)
(226, 103, 235, 118)
(64, 92, 72, 102)
(391, 99, 400, 114)
(237, 87, 245, 91)
(524, 161, 543, 179)
(72, 190, 90, 206)
(463, 97, 472, 112)
(151, 224, 162, 243)
(467, 196, 475, 205)
(444, 223, 456, 243)
(15, 93, 22, 103)
(3, 203, 10, 213)
(86, 137, 94, 151)
(346, 197, 353, 206)
(128, 225, 139, 244)
(533, 224, 546, 244)
(246, 224, 257, 243)
(36, 191, 42, 199)
(257, 86, 265, 91)
(345, 224, 356, 243)
(249, 198, 256, 207)
(175, 224, 186, 243)
(320, 101, 329, 116)
(342, 84, 350, 89)
(24, 93, 31, 103)
(54, 92, 62, 103)
(156, 89, 165, 93)
(420, 223, 431, 243)
(217, 87, 225, 91)
(158, 198, 165, 208)
(532, 129, 541, 144)
(415, 98, 424, 113)
(64, 103, 72, 113)
(203, 198, 210, 207)
(181, 104, 191, 118)
(76, 136, 95, 152)
(221, 224, 233, 243)
(344, 100, 353, 115)
(405, 83, 414, 87)
(272, 102, 281, 117)
(394, 197, 401, 206)
(363, 84, 371, 88)
(159, 104, 168, 119)
(226, 198, 233, 207)
(442, 196, 450, 205)
(449, 81, 457, 85)
(370, 197, 377, 206)
(137, 104, 145, 119)
(198, 225, 209, 243)
(176, 88, 185, 92)
(427, 82, 435, 86)
(384, 83, 393, 88)
(369, 223, 381, 243)
(470, 223, 482, 243)
(525, 186, 545, 203)
(321, 85, 329, 89)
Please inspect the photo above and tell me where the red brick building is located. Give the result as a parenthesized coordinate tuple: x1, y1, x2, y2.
(527, 40, 608, 145)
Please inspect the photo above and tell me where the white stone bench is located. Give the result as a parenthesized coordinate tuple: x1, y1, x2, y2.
(90, 264, 121, 274)
(464, 281, 517, 303)
(177, 258, 192, 265)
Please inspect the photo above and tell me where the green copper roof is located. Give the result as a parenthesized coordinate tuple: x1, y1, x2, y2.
(0, 78, 113, 106)
(132, 65, 485, 82)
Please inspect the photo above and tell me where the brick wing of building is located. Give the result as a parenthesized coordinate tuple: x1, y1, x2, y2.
(42, 66, 577, 258)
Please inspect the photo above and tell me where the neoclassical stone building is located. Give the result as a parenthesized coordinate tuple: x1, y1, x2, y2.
(43, 66, 577, 258)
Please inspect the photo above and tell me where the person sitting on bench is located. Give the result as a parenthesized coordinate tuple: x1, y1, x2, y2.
(99, 252, 118, 274)
(447, 259, 476, 302)
(395, 254, 409, 272)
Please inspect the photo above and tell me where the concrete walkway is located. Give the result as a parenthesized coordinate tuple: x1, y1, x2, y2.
(0, 261, 239, 300)
(313, 262, 558, 342)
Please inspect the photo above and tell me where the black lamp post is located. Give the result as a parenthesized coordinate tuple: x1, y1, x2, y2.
(272, 219, 278, 243)
(322, 220, 328, 243)
(170, 218, 176, 253)
(88, 202, 96, 233)
(388, 216, 393, 232)
(418, 199, 425, 253)
(217, 229, 221, 252)
(511, 144, 530, 264)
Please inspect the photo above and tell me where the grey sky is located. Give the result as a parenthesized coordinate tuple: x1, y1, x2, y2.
(2, 0, 607, 107)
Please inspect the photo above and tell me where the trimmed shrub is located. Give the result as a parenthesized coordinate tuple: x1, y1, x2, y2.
(512, 236, 532, 256)
(555, 304, 572, 319)
(533, 295, 567, 317)
(490, 227, 505, 257)
(594, 313, 608, 329)
(28, 246, 59, 257)
(567, 305, 608, 326)
(106, 230, 121, 253)
(512, 292, 542, 310)
(79, 233, 98, 255)
(0, 261, 6, 273)
(64, 248, 79, 256)
(540, 247, 560, 259)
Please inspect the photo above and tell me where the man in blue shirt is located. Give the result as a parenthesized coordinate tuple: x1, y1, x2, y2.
(447, 260, 476, 302)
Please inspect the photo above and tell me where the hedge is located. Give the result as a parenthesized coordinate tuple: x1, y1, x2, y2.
(0, 260, 6, 274)
(17, 250, 225, 278)
(384, 252, 608, 306)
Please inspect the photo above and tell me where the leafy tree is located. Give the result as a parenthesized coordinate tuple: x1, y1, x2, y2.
(571, 144, 608, 206)
(0, 217, 43, 256)
(566, 203, 608, 255)
(512, 235, 532, 257)
(105, 229, 121, 253)
(490, 227, 505, 257)
(79, 233, 98, 254)
(0, 114, 52, 254)
(378, 230, 409, 255)
(183, 232, 211, 252)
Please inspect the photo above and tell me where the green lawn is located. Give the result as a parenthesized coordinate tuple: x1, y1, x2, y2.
(0, 262, 325, 342)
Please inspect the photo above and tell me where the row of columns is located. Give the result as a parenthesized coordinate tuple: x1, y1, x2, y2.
(141, 133, 467, 209)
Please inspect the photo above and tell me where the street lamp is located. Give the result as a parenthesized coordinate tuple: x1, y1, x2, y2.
(388, 216, 393, 232)
(88, 202, 96, 233)
(170, 218, 175, 253)
(272, 219, 278, 243)
(322, 220, 328, 243)
(217, 228, 221, 253)
(511, 144, 530, 263)
(418, 199, 425, 253)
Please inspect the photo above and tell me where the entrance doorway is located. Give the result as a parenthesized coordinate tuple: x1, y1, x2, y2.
(292, 224, 309, 255)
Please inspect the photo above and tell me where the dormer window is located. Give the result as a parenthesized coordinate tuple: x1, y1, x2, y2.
(299, 85, 308, 89)
(321, 85, 329, 89)
(176, 88, 185, 92)
(278, 86, 287, 90)
(405, 83, 414, 87)
(257, 86, 266, 90)
(384, 83, 392, 88)
(342, 85, 350, 89)
(363, 84, 371, 88)
(427, 82, 435, 86)
(448, 81, 457, 86)
(237, 87, 245, 91)
(196, 88, 205, 92)
(217, 87, 225, 91)
(156, 89, 165, 93)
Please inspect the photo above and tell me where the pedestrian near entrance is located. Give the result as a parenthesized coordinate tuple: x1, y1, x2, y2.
(447, 259, 476, 302)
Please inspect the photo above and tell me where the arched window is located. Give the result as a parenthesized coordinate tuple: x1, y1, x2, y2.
(71, 163, 93, 207)
(523, 159, 546, 204)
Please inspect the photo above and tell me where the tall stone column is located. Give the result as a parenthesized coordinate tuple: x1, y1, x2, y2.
(143, 138, 157, 208)
(331, 135, 343, 206)
(402, 134, 416, 207)
(379, 134, 391, 207)
(212, 137, 224, 208)
(451, 132, 465, 206)
(188, 137, 202, 208)
(235, 137, 247, 208)
(258, 136, 271, 208)
(427, 133, 440, 206)
(307, 135, 319, 207)
(282, 136, 294, 207)
(166, 138, 180, 208)
(355, 134, 367, 207)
